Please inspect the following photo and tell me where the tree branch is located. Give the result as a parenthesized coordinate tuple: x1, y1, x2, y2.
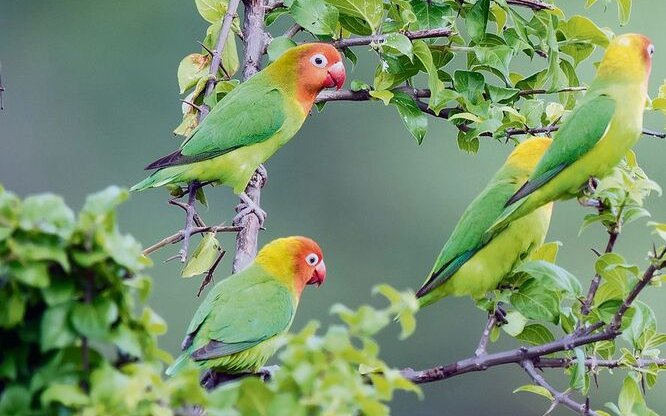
(232, 0, 268, 274)
(521, 359, 596, 415)
(475, 312, 498, 357)
(506, 0, 554, 10)
(534, 357, 666, 370)
(399, 249, 666, 387)
(330, 27, 454, 48)
(316, 87, 664, 140)
(0, 62, 4, 110)
(142, 224, 241, 256)
(202, 0, 241, 108)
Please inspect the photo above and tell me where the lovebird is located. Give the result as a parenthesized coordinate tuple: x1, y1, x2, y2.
(491, 33, 653, 233)
(166, 236, 326, 376)
(417, 137, 553, 306)
(131, 43, 346, 217)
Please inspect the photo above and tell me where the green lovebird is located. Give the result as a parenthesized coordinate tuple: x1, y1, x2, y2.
(166, 236, 326, 376)
(131, 43, 346, 200)
(417, 137, 554, 306)
(491, 33, 654, 233)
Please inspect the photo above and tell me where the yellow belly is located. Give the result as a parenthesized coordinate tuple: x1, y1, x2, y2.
(438, 203, 553, 300)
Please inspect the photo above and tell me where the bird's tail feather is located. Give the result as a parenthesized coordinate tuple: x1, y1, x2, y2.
(130, 166, 189, 192)
(165, 351, 193, 376)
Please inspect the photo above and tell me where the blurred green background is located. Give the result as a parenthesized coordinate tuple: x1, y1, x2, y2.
(2, 1, 666, 414)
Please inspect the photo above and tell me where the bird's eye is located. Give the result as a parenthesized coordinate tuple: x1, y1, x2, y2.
(310, 54, 327, 68)
(305, 253, 319, 266)
(648, 44, 655, 57)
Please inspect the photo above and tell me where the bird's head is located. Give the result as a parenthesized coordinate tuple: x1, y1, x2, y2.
(256, 236, 327, 294)
(269, 43, 345, 110)
(597, 33, 654, 82)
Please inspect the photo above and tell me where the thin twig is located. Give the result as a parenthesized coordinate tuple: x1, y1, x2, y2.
(142, 224, 242, 256)
(197, 250, 226, 296)
(329, 27, 454, 49)
(580, 204, 623, 316)
(0, 62, 4, 110)
(475, 312, 498, 357)
(284, 24, 302, 38)
(534, 357, 666, 370)
(521, 359, 596, 415)
(506, 0, 554, 10)
(202, 0, 241, 105)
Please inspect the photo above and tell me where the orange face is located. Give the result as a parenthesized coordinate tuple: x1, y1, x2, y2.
(292, 237, 327, 288)
(296, 44, 346, 94)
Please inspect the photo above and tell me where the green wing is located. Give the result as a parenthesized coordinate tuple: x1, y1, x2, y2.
(146, 84, 287, 169)
(184, 270, 294, 360)
(505, 94, 615, 206)
(417, 169, 525, 298)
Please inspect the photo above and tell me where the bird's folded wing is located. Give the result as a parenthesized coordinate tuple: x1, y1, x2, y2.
(505, 94, 616, 206)
(191, 280, 294, 359)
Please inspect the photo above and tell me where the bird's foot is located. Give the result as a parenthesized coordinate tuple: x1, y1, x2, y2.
(493, 302, 508, 326)
(233, 192, 267, 226)
(252, 164, 268, 187)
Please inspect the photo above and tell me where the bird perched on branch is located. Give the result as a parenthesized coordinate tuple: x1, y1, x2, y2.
(417, 137, 553, 306)
(490, 33, 654, 234)
(131, 43, 346, 224)
(166, 236, 326, 377)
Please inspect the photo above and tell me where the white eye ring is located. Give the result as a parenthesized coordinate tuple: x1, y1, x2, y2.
(648, 44, 655, 56)
(305, 253, 319, 266)
(310, 54, 327, 68)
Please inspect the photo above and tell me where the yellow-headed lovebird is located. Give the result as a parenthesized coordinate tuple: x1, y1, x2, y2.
(491, 33, 654, 233)
(417, 138, 553, 307)
(131, 44, 346, 219)
(166, 236, 326, 377)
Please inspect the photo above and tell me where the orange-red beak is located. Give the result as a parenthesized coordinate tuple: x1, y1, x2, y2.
(307, 260, 327, 287)
(324, 62, 346, 90)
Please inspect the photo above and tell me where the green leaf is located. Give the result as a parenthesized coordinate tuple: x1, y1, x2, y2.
(514, 260, 582, 295)
(111, 324, 143, 358)
(473, 45, 513, 79)
(177, 53, 210, 94)
(8, 235, 70, 272)
(487, 84, 519, 103)
(10, 262, 49, 288)
(515, 324, 555, 346)
(195, 0, 226, 23)
(466, 0, 490, 42)
(369, 89, 394, 105)
(569, 347, 586, 391)
(390, 91, 428, 144)
(326, 0, 383, 33)
(413, 40, 445, 112)
(510, 279, 559, 322)
(41, 303, 77, 351)
(0, 386, 31, 415)
(70, 298, 118, 340)
(618, 375, 645, 415)
(502, 310, 527, 337)
(182, 233, 222, 277)
(41, 383, 89, 407)
(409, 0, 452, 31)
(513, 384, 553, 401)
(559, 15, 610, 48)
(102, 230, 151, 271)
(454, 70, 485, 105)
(382, 33, 413, 60)
(19, 194, 75, 240)
(617, 0, 631, 26)
(527, 241, 561, 263)
(291, 0, 339, 36)
(267, 36, 297, 62)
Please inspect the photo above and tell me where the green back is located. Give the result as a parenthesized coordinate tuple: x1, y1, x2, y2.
(506, 94, 615, 205)
(185, 263, 295, 359)
(418, 163, 529, 296)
